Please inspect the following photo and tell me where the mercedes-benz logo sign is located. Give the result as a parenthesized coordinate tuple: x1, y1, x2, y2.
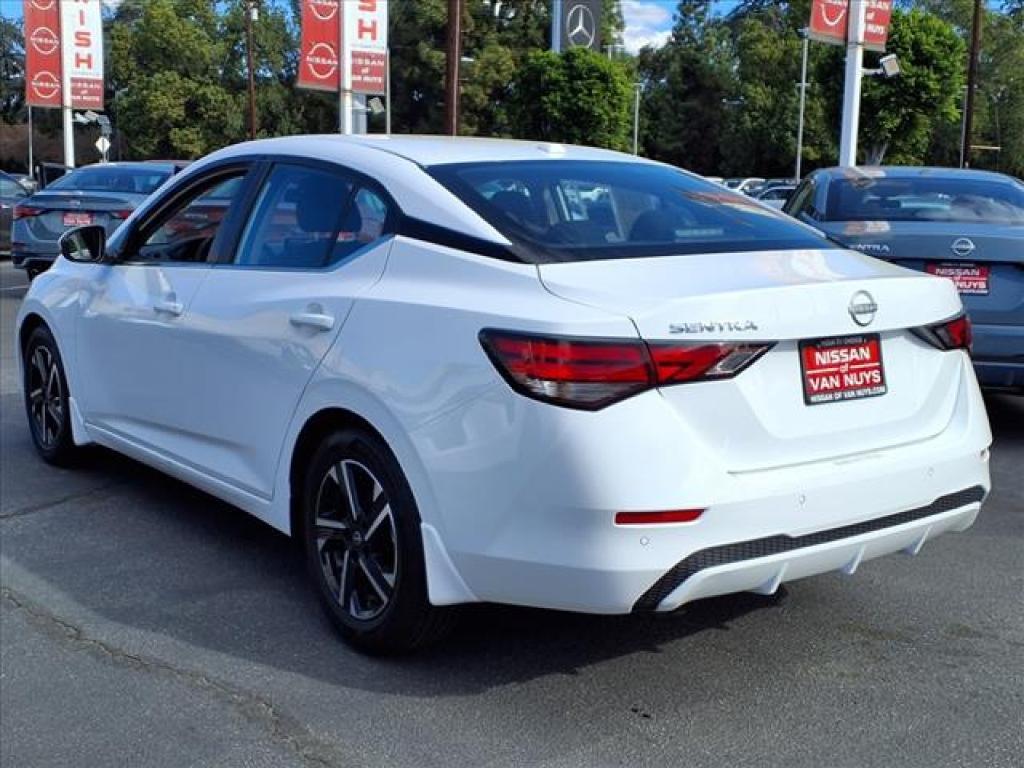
(951, 237, 976, 257)
(849, 290, 878, 327)
(566, 3, 597, 49)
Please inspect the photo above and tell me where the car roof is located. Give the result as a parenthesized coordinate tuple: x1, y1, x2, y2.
(813, 165, 1019, 184)
(208, 134, 653, 169)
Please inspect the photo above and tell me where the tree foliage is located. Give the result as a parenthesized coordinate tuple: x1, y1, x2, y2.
(507, 47, 633, 150)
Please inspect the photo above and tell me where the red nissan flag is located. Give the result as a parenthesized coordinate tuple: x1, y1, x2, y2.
(863, 0, 894, 52)
(298, 0, 341, 92)
(24, 0, 63, 108)
(808, 0, 849, 46)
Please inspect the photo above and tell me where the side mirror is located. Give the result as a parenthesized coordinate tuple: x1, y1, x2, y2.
(59, 224, 107, 264)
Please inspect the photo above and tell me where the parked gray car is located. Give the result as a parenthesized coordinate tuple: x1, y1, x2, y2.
(11, 161, 185, 278)
(1, 171, 29, 255)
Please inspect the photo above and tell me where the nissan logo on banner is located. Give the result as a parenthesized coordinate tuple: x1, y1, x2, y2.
(562, 0, 602, 52)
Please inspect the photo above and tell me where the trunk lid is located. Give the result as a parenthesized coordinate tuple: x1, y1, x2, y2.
(538, 248, 967, 472)
(819, 220, 1024, 326)
(21, 190, 145, 243)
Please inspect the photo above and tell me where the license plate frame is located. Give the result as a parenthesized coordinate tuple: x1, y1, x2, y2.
(62, 211, 94, 227)
(925, 262, 990, 295)
(799, 333, 887, 406)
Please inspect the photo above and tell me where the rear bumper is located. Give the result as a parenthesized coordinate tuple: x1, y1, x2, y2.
(419, 355, 992, 614)
(972, 322, 1024, 388)
(637, 486, 983, 612)
(11, 247, 57, 270)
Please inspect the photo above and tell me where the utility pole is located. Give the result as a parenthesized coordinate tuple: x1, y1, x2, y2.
(245, 0, 258, 140)
(795, 29, 809, 180)
(962, 0, 983, 168)
(632, 83, 641, 155)
(838, 0, 866, 167)
(444, 0, 462, 135)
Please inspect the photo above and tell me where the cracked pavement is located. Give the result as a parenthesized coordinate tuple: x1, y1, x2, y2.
(2, 261, 1022, 767)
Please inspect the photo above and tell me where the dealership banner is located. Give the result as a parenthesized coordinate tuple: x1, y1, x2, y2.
(808, 0, 893, 52)
(561, 1, 602, 52)
(298, 0, 387, 94)
(23, 0, 105, 109)
(24, 0, 63, 107)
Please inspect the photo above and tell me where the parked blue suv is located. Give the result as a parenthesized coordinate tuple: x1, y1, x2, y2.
(785, 166, 1024, 392)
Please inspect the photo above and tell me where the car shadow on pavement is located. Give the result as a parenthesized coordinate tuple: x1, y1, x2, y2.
(2, 436, 782, 697)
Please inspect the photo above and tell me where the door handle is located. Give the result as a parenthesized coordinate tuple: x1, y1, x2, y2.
(153, 299, 184, 316)
(290, 311, 335, 332)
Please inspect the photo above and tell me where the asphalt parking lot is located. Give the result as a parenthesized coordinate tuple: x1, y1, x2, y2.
(1, 259, 1021, 768)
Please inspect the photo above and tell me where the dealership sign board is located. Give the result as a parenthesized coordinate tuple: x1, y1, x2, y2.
(808, 0, 893, 52)
(298, 0, 388, 94)
(24, 0, 105, 109)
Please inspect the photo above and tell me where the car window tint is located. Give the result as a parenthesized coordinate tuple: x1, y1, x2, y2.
(329, 187, 392, 265)
(235, 167, 392, 269)
(47, 166, 173, 195)
(430, 161, 829, 262)
(137, 172, 248, 263)
(825, 176, 1024, 224)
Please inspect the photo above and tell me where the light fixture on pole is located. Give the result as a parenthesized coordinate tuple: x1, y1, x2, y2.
(795, 28, 810, 181)
(632, 83, 642, 156)
(245, 0, 259, 140)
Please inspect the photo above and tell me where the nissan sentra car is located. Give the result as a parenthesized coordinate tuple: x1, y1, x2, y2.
(16, 137, 991, 653)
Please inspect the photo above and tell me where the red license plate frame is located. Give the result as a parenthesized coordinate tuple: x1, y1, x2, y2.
(799, 333, 887, 406)
(925, 262, 990, 295)
(62, 211, 94, 227)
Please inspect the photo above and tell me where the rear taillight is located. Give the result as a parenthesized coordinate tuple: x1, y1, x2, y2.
(110, 209, 134, 220)
(615, 509, 704, 525)
(479, 330, 773, 410)
(13, 205, 44, 220)
(913, 313, 972, 352)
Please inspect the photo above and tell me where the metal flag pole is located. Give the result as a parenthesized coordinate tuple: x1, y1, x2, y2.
(795, 29, 809, 180)
(838, 0, 866, 167)
(339, 0, 353, 134)
(59, 1, 75, 169)
(385, 48, 392, 136)
(28, 106, 34, 178)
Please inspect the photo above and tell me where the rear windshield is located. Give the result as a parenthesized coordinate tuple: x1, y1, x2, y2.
(428, 160, 830, 263)
(826, 176, 1024, 225)
(47, 166, 173, 195)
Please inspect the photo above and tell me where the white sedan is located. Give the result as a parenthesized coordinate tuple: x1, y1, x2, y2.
(16, 136, 992, 653)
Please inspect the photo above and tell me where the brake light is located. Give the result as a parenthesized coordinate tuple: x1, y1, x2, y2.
(479, 330, 773, 410)
(913, 313, 972, 352)
(615, 509, 704, 525)
(110, 209, 134, 220)
(13, 205, 45, 220)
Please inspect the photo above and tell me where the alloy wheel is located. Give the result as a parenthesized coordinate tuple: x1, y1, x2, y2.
(27, 345, 64, 449)
(314, 459, 398, 622)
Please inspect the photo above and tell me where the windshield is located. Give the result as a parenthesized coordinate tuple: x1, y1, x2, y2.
(47, 165, 173, 195)
(826, 176, 1024, 225)
(428, 161, 829, 263)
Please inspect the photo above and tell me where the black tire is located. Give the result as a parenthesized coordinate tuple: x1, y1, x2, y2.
(302, 428, 455, 654)
(23, 325, 78, 466)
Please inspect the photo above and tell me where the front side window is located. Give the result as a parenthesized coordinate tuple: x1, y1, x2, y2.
(429, 161, 830, 263)
(824, 176, 1024, 224)
(235, 165, 391, 269)
(135, 172, 248, 263)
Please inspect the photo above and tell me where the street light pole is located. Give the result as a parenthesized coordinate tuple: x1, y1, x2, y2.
(962, 0, 983, 168)
(632, 83, 642, 156)
(444, 0, 462, 135)
(838, 0, 866, 167)
(245, 1, 258, 140)
(795, 30, 809, 180)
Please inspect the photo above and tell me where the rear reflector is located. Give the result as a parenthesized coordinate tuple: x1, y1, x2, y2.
(615, 509, 704, 525)
(13, 205, 45, 220)
(480, 330, 773, 410)
(913, 313, 972, 352)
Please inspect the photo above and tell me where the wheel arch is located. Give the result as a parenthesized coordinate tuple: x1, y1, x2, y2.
(284, 403, 477, 607)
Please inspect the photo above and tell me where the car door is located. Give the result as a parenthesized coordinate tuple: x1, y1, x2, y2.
(75, 164, 257, 451)
(168, 160, 396, 499)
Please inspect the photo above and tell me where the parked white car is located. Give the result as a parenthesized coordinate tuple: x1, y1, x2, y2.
(16, 136, 991, 653)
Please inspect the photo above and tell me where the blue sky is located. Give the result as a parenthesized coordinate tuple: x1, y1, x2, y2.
(621, 1, 742, 52)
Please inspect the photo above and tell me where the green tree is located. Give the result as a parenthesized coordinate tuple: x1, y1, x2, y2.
(858, 9, 966, 164)
(0, 16, 24, 124)
(507, 47, 632, 150)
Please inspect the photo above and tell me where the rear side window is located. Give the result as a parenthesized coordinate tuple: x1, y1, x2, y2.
(825, 176, 1024, 224)
(428, 160, 829, 263)
(234, 165, 392, 269)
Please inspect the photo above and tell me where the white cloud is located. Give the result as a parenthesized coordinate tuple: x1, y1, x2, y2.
(621, 0, 673, 53)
